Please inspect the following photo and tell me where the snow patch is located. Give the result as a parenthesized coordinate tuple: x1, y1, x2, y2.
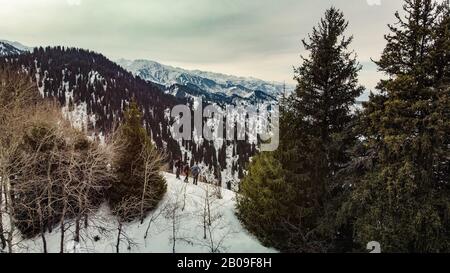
(12, 173, 276, 253)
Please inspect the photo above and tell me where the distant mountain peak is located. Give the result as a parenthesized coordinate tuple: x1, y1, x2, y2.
(117, 59, 294, 104)
(0, 40, 32, 55)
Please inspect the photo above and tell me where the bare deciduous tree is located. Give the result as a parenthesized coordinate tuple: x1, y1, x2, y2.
(143, 200, 167, 240)
(112, 196, 140, 253)
(197, 183, 233, 253)
(138, 147, 166, 224)
(0, 71, 120, 253)
(0, 68, 40, 253)
(162, 186, 191, 254)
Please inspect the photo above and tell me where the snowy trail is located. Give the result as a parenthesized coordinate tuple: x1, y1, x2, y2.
(15, 173, 276, 253)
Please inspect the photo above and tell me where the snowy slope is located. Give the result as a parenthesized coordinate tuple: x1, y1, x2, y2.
(0, 40, 32, 56)
(0, 42, 24, 56)
(0, 40, 32, 52)
(117, 59, 293, 103)
(14, 173, 275, 253)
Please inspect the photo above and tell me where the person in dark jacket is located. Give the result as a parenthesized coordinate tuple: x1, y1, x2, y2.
(175, 158, 182, 179)
(191, 165, 201, 185)
(183, 164, 190, 183)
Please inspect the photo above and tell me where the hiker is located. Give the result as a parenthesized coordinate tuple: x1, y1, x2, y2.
(191, 164, 201, 185)
(183, 164, 190, 183)
(174, 158, 182, 179)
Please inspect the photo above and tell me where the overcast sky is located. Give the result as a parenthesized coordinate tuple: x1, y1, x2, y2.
(0, 0, 410, 97)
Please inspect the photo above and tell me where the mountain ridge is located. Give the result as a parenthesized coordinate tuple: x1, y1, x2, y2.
(0, 39, 291, 105)
(0, 40, 32, 52)
(0, 41, 24, 56)
(117, 58, 293, 104)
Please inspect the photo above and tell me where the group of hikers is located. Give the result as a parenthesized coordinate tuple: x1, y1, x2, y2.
(174, 158, 201, 185)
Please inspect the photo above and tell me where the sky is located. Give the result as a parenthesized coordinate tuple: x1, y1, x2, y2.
(0, 0, 411, 98)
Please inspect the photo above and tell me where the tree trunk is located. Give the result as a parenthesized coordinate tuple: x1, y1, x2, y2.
(60, 221, 65, 253)
(207, 199, 211, 226)
(60, 194, 67, 253)
(4, 178, 14, 253)
(116, 223, 122, 253)
(84, 214, 89, 228)
(0, 178, 6, 250)
(75, 197, 83, 242)
(41, 230, 47, 253)
(75, 218, 80, 243)
(172, 209, 176, 253)
(203, 195, 207, 240)
(203, 215, 207, 240)
(140, 171, 148, 224)
(37, 204, 47, 253)
(46, 155, 54, 233)
(208, 226, 215, 253)
(84, 194, 89, 228)
(182, 185, 187, 211)
(0, 220, 5, 250)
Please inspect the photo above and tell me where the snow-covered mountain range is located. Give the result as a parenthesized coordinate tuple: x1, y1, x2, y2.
(0, 39, 293, 105)
(0, 40, 32, 56)
(117, 59, 294, 104)
(0, 41, 24, 56)
(0, 40, 32, 52)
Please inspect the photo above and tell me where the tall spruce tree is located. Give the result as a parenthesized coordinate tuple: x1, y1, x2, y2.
(433, 2, 450, 84)
(109, 101, 167, 220)
(341, 0, 450, 252)
(237, 7, 364, 252)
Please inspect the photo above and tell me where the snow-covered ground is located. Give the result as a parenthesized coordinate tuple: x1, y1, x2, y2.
(13, 173, 276, 253)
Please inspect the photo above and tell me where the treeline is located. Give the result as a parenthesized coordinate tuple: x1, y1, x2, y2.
(237, 0, 450, 253)
(0, 69, 166, 253)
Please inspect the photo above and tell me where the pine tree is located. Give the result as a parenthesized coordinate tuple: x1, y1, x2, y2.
(109, 101, 167, 221)
(237, 152, 289, 246)
(376, 0, 439, 87)
(291, 6, 364, 183)
(237, 7, 364, 252)
(342, 0, 450, 252)
(433, 2, 450, 84)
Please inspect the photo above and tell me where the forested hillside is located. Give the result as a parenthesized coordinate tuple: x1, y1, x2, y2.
(0, 47, 255, 187)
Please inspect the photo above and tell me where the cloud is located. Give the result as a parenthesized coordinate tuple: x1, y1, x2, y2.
(66, 0, 81, 6)
(366, 0, 381, 6)
(1, 0, 405, 90)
